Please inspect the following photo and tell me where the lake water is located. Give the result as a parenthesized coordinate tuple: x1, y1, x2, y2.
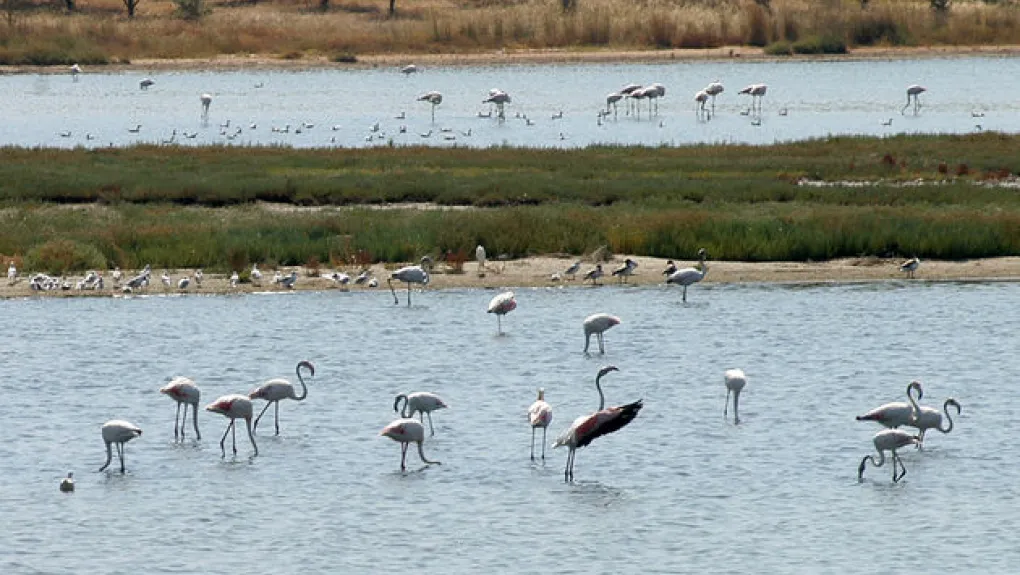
(3, 56, 1020, 149)
(0, 281, 1016, 573)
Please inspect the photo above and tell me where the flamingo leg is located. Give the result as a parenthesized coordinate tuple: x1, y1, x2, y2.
(274, 401, 280, 436)
(541, 427, 547, 460)
(192, 403, 201, 440)
(530, 427, 536, 461)
(407, 282, 412, 307)
(401, 442, 408, 471)
(893, 451, 906, 482)
(387, 278, 399, 305)
(563, 449, 571, 481)
(118, 442, 126, 473)
(916, 429, 926, 450)
(426, 411, 436, 437)
(180, 402, 188, 441)
(734, 392, 741, 425)
(417, 441, 441, 466)
(231, 420, 238, 455)
(219, 422, 231, 457)
(253, 401, 273, 434)
(497, 314, 502, 335)
(584, 333, 591, 354)
(173, 402, 182, 441)
(598, 332, 605, 354)
(683, 286, 688, 303)
(99, 442, 113, 471)
(724, 389, 731, 418)
(246, 418, 258, 457)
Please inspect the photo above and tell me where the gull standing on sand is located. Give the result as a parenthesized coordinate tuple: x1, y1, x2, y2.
(7, 262, 16, 284)
(583, 264, 604, 286)
(230, 271, 239, 287)
(564, 260, 582, 280)
(476, 245, 487, 272)
(611, 259, 638, 283)
(900, 257, 920, 279)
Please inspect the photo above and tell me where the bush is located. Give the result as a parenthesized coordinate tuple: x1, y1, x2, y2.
(24, 240, 107, 275)
(764, 40, 793, 55)
(791, 35, 847, 54)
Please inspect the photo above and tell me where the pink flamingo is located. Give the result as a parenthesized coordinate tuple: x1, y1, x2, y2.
(380, 419, 442, 471)
(855, 381, 923, 428)
(858, 429, 919, 483)
(159, 376, 201, 441)
(487, 291, 517, 334)
(206, 394, 258, 458)
(553, 366, 643, 481)
(528, 388, 553, 461)
(99, 420, 142, 473)
(248, 360, 315, 435)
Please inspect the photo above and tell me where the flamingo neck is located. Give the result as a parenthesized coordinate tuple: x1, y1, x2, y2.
(907, 383, 922, 416)
(294, 364, 310, 401)
(417, 441, 440, 466)
(394, 395, 410, 418)
(595, 374, 606, 411)
(939, 400, 956, 434)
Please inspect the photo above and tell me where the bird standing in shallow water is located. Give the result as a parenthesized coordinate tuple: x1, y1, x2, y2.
(99, 420, 142, 473)
(724, 369, 747, 424)
(160, 377, 202, 441)
(528, 389, 553, 461)
(487, 291, 517, 335)
(206, 395, 258, 458)
(858, 429, 919, 483)
(583, 313, 621, 355)
(394, 392, 448, 437)
(666, 248, 709, 303)
(380, 419, 441, 471)
(248, 361, 315, 436)
(388, 257, 431, 306)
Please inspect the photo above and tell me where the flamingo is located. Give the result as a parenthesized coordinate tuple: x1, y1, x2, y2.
(388, 257, 431, 306)
(666, 248, 709, 302)
(662, 260, 677, 276)
(902, 85, 926, 115)
(250, 263, 262, 285)
(583, 264, 604, 286)
(159, 377, 201, 441)
(628, 87, 650, 119)
(900, 257, 920, 279)
(487, 291, 517, 335)
(611, 258, 638, 283)
(553, 365, 642, 481)
(394, 392, 448, 437)
(738, 83, 767, 115)
(619, 84, 641, 115)
(70, 63, 82, 82)
(645, 83, 666, 116)
(418, 91, 443, 122)
(99, 420, 143, 473)
(483, 89, 511, 120)
(606, 92, 623, 118)
(401, 64, 418, 75)
(583, 313, 621, 355)
(856, 381, 924, 429)
(704, 81, 724, 114)
(694, 90, 709, 118)
(528, 388, 553, 461)
(724, 369, 747, 424)
(206, 394, 258, 457)
(476, 244, 487, 272)
(380, 419, 441, 471)
(139, 78, 154, 90)
(248, 360, 314, 436)
(60, 472, 75, 492)
(858, 429, 919, 483)
(200, 93, 212, 121)
(908, 398, 961, 448)
(564, 260, 582, 280)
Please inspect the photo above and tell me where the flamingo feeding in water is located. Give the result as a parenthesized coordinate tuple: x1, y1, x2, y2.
(388, 257, 431, 306)
(248, 360, 315, 436)
(858, 428, 919, 483)
(553, 365, 643, 481)
(528, 388, 553, 461)
(417, 91, 443, 122)
(724, 369, 747, 424)
(909, 397, 961, 449)
(695, 90, 709, 118)
(738, 83, 767, 115)
(401, 64, 418, 75)
(206, 394, 258, 457)
(159, 376, 201, 441)
(487, 290, 517, 334)
(583, 313, 621, 355)
(666, 248, 709, 303)
(394, 392, 448, 437)
(900, 257, 920, 279)
(855, 380, 924, 429)
(902, 84, 926, 115)
(99, 420, 143, 473)
(200, 93, 212, 121)
(704, 80, 724, 114)
(483, 89, 511, 120)
(380, 419, 441, 471)
(140, 77, 154, 90)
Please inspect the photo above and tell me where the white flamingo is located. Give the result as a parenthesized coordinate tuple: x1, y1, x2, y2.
(139, 78, 154, 90)
(388, 257, 431, 306)
(206, 394, 258, 457)
(704, 80, 724, 114)
(401, 64, 418, 75)
(856, 381, 924, 429)
(248, 360, 315, 436)
(645, 83, 666, 116)
(99, 420, 142, 473)
(900, 257, 920, 279)
(606, 92, 623, 118)
(909, 398, 961, 449)
(159, 377, 201, 441)
(738, 83, 767, 115)
(724, 369, 747, 424)
(194, 269, 203, 287)
(858, 429, 919, 483)
(666, 248, 709, 302)
(695, 90, 710, 118)
(483, 89, 511, 120)
(553, 365, 642, 481)
(380, 419, 441, 471)
(528, 388, 553, 461)
(394, 392, 448, 437)
(902, 85, 926, 115)
(161, 271, 171, 288)
(200, 93, 212, 121)
(418, 91, 443, 122)
(487, 290, 517, 334)
(583, 313, 621, 355)
(70, 63, 82, 82)
(619, 84, 641, 115)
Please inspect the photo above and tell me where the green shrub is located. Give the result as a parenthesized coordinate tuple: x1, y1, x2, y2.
(764, 40, 792, 55)
(24, 240, 107, 275)
(791, 35, 847, 54)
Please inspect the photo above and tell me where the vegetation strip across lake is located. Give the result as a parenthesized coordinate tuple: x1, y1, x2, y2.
(0, 133, 1018, 274)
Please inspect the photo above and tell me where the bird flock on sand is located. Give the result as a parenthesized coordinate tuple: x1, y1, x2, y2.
(59, 244, 952, 491)
(52, 64, 944, 147)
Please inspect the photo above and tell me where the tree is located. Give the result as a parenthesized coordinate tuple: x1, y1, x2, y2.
(123, 0, 141, 17)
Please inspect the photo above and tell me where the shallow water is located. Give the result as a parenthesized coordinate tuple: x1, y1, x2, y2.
(0, 281, 1017, 573)
(4, 56, 1020, 149)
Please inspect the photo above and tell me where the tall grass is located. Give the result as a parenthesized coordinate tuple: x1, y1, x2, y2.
(2, 0, 1020, 63)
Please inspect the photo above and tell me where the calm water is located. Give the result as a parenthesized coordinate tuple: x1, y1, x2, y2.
(3, 56, 1020, 149)
(0, 281, 1017, 573)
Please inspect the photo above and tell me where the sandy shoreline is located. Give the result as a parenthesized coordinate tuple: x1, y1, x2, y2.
(4, 45, 1020, 75)
(5, 255, 1019, 299)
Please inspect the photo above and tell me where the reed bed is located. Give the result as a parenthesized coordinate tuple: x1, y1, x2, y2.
(1, 134, 1019, 273)
(2, 0, 1020, 65)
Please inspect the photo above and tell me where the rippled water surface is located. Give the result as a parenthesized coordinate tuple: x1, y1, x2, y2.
(1, 281, 1017, 573)
(4, 56, 1020, 149)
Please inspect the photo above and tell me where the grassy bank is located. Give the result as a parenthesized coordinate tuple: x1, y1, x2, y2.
(1, 133, 1019, 273)
(2, 0, 1020, 65)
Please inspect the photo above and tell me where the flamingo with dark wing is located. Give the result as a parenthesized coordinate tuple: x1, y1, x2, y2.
(553, 366, 642, 481)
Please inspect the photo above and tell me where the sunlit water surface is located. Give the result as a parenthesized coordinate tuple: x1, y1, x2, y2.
(4, 56, 1020, 149)
(1, 281, 1017, 573)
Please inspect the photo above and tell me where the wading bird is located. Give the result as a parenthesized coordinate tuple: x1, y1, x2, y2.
(666, 248, 709, 303)
(99, 420, 142, 473)
(487, 291, 517, 335)
(380, 419, 441, 471)
(206, 394, 258, 458)
(611, 259, 638, 283)
(476, 244, 487, 272)
(528, 388, 553, 461)
(159, 377, 201, 441)
(583, 313, 621, 355)
(695, 90, 710, 118)
(388, 257, 431, 306)
(738, 83, 767, 115)
(856, 380, 924, 429)
(140, 78, 154, 90)
(902, 84, 926, 115)
(900, 257, 920, 279)
(418, 91, 443, 122)
(858, 429, 919, 483)
(401, 64, 418, 75)
(200, 93, 212, 121)
(724, 368, 747, 424)
(554, 365, 642, 481)
(606, 92, 623, 118)
(394, 392, 448, 437)
(909, 397, 961, 449)
(704, 80, 724, 114)
(248, 361, 314, 436)
(483, 89, 511, 120)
